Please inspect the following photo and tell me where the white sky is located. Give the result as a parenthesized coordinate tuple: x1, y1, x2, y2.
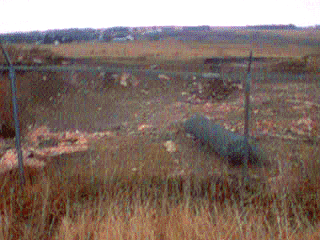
(1, 0, 319, 33)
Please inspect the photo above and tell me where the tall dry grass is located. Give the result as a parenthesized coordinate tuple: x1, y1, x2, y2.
(1, 134, 320, 239)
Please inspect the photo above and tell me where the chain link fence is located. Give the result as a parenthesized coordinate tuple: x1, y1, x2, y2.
(1, 43, 320, 189)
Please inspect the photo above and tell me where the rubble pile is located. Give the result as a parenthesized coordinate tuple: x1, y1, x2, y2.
(186, 73, 241, 103)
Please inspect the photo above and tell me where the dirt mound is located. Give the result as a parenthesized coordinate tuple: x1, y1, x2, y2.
(269, 55, 320, 74)
(0, 45, 74, 136)
(0, 70, 69, 137)
(0, 45, 71, 65)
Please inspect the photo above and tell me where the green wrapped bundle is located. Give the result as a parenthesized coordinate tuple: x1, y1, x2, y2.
(184, 113, 266, 167)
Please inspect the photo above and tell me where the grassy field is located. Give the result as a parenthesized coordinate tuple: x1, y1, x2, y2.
(1, 34, 320, 239)
(15, 32, 320, 60)
(47, 40, 319, 58)
(245, 28, 320, 42)
(11, 36, 319, 77)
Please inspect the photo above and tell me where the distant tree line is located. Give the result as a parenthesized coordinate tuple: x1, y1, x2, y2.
(0, 28, 98, 44)
(42, 28, 98, 44)
(104, 27, 130, 37)
(0, 31, 43, 43)
(246, 24, 297, 30)
(43, 34, 73, 44)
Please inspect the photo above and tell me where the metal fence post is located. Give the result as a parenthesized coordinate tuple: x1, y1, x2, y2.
(243, 50, 253, 183)
(0, 41, 25, 187)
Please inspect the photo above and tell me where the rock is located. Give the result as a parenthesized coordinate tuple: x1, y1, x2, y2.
(150, 64, 159, 70)
(33, 57, 43, 64)
(202, 72, 221, 79)
(120, 73, 131, 87)
(163, 140, 177, 153)
(158, 74, 171, 81)
(38, 137, 59, 149)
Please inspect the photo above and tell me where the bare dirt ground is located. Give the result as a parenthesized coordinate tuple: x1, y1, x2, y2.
(2, 58, 316, 185)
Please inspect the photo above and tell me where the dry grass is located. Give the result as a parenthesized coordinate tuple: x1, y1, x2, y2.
(56, 203, 320, 240)
(17, 37, 319, 60)
(0, 134, 320, 239)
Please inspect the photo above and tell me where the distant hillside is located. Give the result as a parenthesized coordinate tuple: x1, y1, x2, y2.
(0, 25, 319, 47)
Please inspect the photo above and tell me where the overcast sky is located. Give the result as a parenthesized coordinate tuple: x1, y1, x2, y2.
(1, 0, 319, 33)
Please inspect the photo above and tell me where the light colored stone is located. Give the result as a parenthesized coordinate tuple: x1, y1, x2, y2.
(158, 74, 170, 81)
(202, 72, 220, 78)
(163, 140, 177, 153)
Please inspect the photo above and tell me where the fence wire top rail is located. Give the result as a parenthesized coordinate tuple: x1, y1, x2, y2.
(0, 56, 268, 77)
(0, 64, 213, 78)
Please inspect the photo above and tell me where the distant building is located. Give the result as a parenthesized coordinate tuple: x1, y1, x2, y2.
(112, 35, 134, 42)
(43, 33, 74, 45)
(183, 25, 210, 31)
(142, 29, 162, 35)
